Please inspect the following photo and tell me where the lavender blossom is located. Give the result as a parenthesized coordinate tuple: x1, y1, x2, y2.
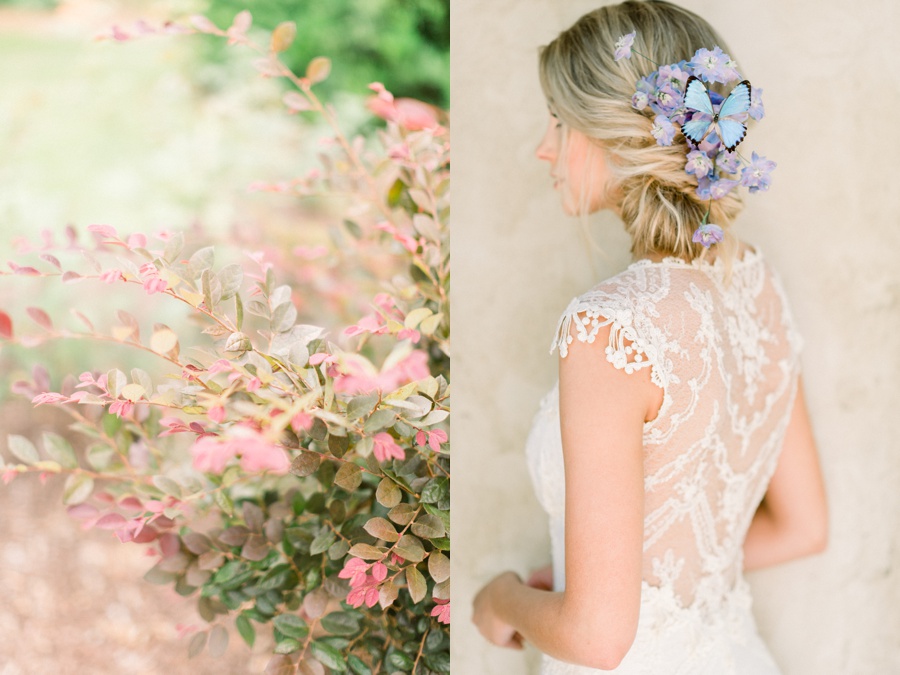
(650, 114, 676, 146)
(693, 223, 725, 248)
(614, 31, 636, 61)
(740, 152, 777, 193)
(685, 150, 714, 178)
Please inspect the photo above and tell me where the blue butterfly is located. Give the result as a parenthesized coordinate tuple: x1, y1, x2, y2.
(681, 76, 751, 152)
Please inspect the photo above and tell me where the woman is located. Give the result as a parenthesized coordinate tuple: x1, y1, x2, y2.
(471, 1, 828, 672)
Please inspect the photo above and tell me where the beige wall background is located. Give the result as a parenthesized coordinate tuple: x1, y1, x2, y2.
(452, 1, 900, 673)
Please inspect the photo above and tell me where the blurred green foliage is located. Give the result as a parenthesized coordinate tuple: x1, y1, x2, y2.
(203, 0, 449, 106)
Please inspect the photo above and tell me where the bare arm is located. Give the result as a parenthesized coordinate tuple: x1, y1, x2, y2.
(474, 319, 659, 670)
(743, 376, 828, 571)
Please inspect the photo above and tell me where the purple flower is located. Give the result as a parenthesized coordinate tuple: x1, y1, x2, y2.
(715, 150, 741, 174)
(632, 90, 649, 110)
(689, 46, 736, 85)
(657, 63, 690, 89)
(740, 152, 777, 193)
(614, 31, 636, 61)
(693, 223, 724, 248)
(749, 87, 765, 121)
(650, 114, 676, 146)
(684, 150, 713, 178)
(709, 177, 740, 200)
(650, 84, 683, 116)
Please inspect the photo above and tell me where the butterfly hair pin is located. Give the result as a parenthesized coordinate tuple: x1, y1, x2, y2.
(682, 76, 751, 153)
(613, 33, 776, 248)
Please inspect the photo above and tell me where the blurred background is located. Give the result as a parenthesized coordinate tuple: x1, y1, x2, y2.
(0, 0, 447, 672)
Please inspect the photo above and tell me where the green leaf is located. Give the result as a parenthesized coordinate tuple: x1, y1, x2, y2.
(235, 293, 244, 331)
(290, 451, 320, 477)
(7, 435, 39, 465)
(163, 232, 185, 264)
(406, 565, 427, 603)
(188, 631, 207, 658)
(364, 517, 399, 542)
(320, 611, 361, 636)
(62, 473, 94, 505)
(208, 625, 229, 657)
(334, 462, 362, 491)
(215, 490, 234, 516)
(217, 264, 243, 300)
(420, 477, 449, 504)
(310, 530, 336, 556)
(428, 552, 450, 583)
(310, 640, 346, 671)
(395, 535, 426, 563)
(236, 613, 256, 648)
(411, 514, 446, 540)
(85, 444, 114, 471)
(274, 638, 301, 654)
(153, 475, 182, 498)
(375, 478, 401, 508)
(347, 654, 373, 675)
(42, 432, 77, 469)
(363, 409, 396, 434)
(273, 613, 309, 640)
(388, 503, 417, 526)
(347, 543, 384, 560)
(389, 651, 415, 670)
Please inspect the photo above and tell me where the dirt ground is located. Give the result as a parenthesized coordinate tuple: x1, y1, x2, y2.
(0, 401, 272, 674)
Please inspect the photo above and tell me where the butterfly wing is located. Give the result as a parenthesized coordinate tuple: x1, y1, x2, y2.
(718, 80, 751, 118)
(682, 113, 713, 146)
(683, 76, 714, 115)
(717, 118, 747, 152)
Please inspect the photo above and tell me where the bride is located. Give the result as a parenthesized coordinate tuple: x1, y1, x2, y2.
(471, 1, 828, 672)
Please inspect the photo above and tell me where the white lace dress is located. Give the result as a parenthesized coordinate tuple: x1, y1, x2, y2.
(525, 249, 802, 674)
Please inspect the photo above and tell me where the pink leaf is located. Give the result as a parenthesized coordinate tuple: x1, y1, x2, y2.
(283, 92, 312, 112)
(87, 224, 118, 239)
(61, 271, 83, 283)
(40, 254, 61, 269)
(8, 262, 40, 275)
(26, 307, 53, 331)
(126, 233, 147, 249)
(94, 513, 128, 530)
(189, 15, 220, 33)
(0, 311, 12, 339)
(229, 10, 252, 34)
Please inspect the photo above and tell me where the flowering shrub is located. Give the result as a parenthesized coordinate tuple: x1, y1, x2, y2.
(1, 12, 449, 674)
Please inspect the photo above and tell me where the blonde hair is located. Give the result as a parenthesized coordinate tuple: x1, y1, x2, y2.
(539, 0, 744, 267)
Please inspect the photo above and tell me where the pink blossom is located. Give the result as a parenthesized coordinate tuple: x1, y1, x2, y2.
(338, 557, 371, 587)
(346, 584, 380, 608)
(31, 392, 70, 405)
(290, 412, 314, 433)
(431, 599, 450, 624)
(366, 96, 440, 131)
(127, 233, 147, 248)
(208, 406, 226, 423)
(372, 562, 388, 582)
(246, 377, 262, 392)
(375, 221, 418, 253)
(372, 432, 405, 463)
(344, 314, 388, 337)
(397, 328, 421, 343)
(2, 468, 17, 485)
(207, 359, 232, 374)
(191, 436, 238, 474)
(100, 269, 124, 284)
(373, 293, 395, 310)
(428, 429, 448, 452)
(333, 350, 429, 396)
(309, 352, 336, 366)
(109, 399, 133, 418)
(238, 435, 289, 473)
(142, 277, 168, 295)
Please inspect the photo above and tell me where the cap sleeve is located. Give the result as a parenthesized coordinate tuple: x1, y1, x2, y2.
(549, 290, 661, 379)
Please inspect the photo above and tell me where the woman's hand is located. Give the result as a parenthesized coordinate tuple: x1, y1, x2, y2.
(472, 571, 526, 650)
(525, 564, 554, 591)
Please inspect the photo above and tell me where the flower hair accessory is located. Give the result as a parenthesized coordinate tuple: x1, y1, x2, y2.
(614, 32, 775, 249)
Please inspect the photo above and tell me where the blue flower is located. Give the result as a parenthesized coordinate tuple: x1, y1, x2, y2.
(684, 150, 713, 178)
(693, 223, 724, 248)
(749, 87, 765, 121)
(709, 177, 740, 200)
(740, 152, 776, 193)
(614, 31, 636, 61)
(715, 150, 741, 174)
(632, 90, 649, 110)
(689, 46, 737, 85)
(650, 115, 676, 146)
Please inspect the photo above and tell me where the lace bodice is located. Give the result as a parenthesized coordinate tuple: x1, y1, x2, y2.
(525, 247, 802, 621)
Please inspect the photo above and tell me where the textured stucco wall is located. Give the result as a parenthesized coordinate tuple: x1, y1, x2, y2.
(452, 1, 900, 673)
